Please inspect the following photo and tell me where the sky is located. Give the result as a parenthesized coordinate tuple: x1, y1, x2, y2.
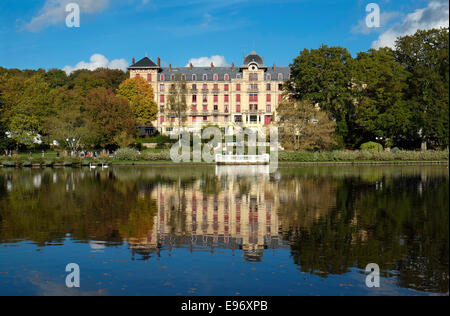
(0, 0, 448, 73)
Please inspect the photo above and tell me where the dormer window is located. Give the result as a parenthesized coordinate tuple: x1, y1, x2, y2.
(213, 74, 218, 81)
(266, 74, 271, 81)
(160, 74, 164, 81)
(278, 73, 283, 81)
(171, 75, 175, 81)
(236, 74, 241, 79)
(181, 74, 186, 81)
(203, 74, 208, 81)
(192, 74, 197, 81)
(224, 74, 229, 81)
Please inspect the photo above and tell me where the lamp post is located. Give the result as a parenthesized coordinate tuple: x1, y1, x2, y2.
(375, 137, 383, 152)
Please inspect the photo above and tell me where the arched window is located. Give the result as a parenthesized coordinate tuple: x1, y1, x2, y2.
(171, 75, 175, 81)
(224, 74, 229, 81)
(192, 74, 197, 81)
(213, 74, 218, 81)
(181, 74, 186, 81)
(278, 73, 283, 81)
(203, 74, 208, 81)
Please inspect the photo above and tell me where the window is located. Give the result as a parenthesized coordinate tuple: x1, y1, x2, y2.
(192, 105, 197, 111)
(236, 84, 241, 91)
(224, 84, 229, 91)
(266, 94, 271, 102)
(266, 83, 271, 91)
(147, 74, 152, 82)
(236, 74, 241, 79)
(250, 84, 258, 91)
(249, 73, 258, 81)
(278, 84, 283, 91)
(203, 84, 208, 90)
(214, 116, 218, 122)
(213, 74, 218, 81)
(181, 74, 186, 81)
(192, 74, 197, 81)
(160, 84, 165, 91)
(266, 104, 271, 113)
(160, 94, 165, 103)
(278, 73, 283, 81)
(235, 115, 242, 122)
(224, 94, 229, 102)
(249, 94, 258, 102)
(203, 104, 208, 111)
(192, 95, 197, 103)
(160, 116, 165, 123)
(266, 74, 271, 81)
(236, 94, 241, 102)
(192, 116, 197, 123)
(250, 104, 258, 111)
(278, 94, 283, 102)
(224, 105, 229, 113)
(250, 116, 258, 123)
(213, 84, 218, 91)
(213, 94, 218, 103)
(192, 84, 197, 91)
(203, 116, 208, 122)
(160, 74, 165, 81)
(160, 104, 165, 111)
(214, 104, 218, 111)
(171, 75, 175, 81)
(203, 74, 208, 81)
(224, 74, 229, 81)
(203, 95, 208, 103)
(236, 105, 241, 113)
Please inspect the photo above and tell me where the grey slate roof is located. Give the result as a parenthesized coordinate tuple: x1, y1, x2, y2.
(157, 66, 290, 82)
(128, 57, 158, 69)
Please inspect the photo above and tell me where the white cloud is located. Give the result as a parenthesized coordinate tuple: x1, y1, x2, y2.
(24, 0, 110, 32)
(351, 11, 400, 35)
(372, 0, 449, 49)
(63, 54, 128, 74)
(186, 55, 228, 67)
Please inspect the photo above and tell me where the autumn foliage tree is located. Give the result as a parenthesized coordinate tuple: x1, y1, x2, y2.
(117, 76, 158, 127)
(277, 99, 337, 151)
(85, 88, 137, 149)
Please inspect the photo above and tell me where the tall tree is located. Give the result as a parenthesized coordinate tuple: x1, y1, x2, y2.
(286, 45, 356, 147)
(117, 76, 158, 127)
(85, 87, 137, 149)
(395, 28, 449, 149)
(354, 47, 411, 148)
(277, 99, 337, 151)
(167, 74, 188, 139)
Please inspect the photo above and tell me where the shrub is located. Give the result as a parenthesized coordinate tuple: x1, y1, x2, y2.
(114, 147, 141, 161)
(360, 142, 383, 153)
(142, 151, 171, 161)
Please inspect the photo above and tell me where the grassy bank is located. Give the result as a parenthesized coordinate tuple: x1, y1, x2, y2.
(1, 149, 448, 168)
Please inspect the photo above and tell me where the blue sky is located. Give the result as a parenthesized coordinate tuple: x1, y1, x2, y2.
(0, 0, 448, 72)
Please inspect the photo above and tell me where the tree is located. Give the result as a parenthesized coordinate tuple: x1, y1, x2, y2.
(85, 87, 137, 149)
(354, 47, 412, 148)
(167, 74, 188, 139)
(117, 76, 158, 127)
(394, 28, 449, 149)
(45, 87, 92, 151)
(277, 99, 337, 151)
(286, 45, 356, 147)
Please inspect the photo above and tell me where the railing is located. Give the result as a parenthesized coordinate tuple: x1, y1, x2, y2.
(215, 154, 270, 165)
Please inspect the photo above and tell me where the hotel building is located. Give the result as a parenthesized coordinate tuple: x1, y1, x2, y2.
(128, 51, 290, 134)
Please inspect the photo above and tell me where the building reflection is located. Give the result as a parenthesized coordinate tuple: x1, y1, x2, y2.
(128, 166, 287, 262)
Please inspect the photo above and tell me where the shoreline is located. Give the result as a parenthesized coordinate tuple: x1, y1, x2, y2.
(1, 160, 448, 168)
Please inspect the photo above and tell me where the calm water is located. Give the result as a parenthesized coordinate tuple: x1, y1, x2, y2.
(0, 165, 448, 296)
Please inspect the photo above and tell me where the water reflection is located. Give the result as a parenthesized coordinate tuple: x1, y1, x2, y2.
(0, 165, 448, 295)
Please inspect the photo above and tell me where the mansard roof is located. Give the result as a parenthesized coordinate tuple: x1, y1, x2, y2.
(243, 50, 265, 67)
(128, 57, 159, 69)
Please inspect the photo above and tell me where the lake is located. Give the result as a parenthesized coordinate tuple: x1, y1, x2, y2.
(0, 164, 448, 296)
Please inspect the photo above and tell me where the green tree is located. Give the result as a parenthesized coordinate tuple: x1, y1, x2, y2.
(354, 47, 411, 148)
(286, 45, 356, 147)
(395, 28, 449, 149)
(117, 76, 158, 126)
(85, 87, 137, 149)
(277, 99, 337, 151)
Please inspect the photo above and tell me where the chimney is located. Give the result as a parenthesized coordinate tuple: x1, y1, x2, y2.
(262, 57, 264, 64)
(190, 62, 193, 70)
(132, 57, 135, 65)
(273, 63, 276, 70)
(169, 64, 172, 71)
(211, 62, 214, 69)
(157, 57, 161, 67)
(232, 62, 234, 70)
